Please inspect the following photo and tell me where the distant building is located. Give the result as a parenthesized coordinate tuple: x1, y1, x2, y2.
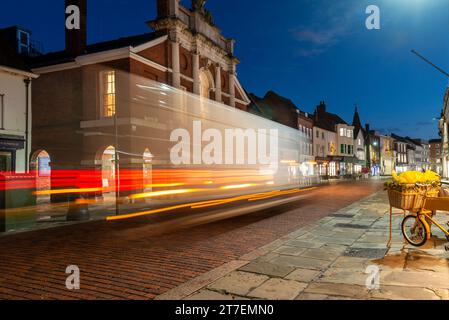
(391, 133, 414, 173)
(0, 27, 38, 173)
(429, 138, 443, 174)
(297, 110, 315, 179)
(412, 139, 430, 172)
(365, 125, 381, 176)
(247, 91, 317, 180)
(313, 102, 356, 177)
(248, 91, 299, 129)
(351, 106, 366, 173)
(379, 134, 395, 175)
(313, 123, 337, 176)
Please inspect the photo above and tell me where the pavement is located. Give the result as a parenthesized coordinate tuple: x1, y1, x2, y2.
(0, 180, 382, 300)
(158, 191, 449, 300)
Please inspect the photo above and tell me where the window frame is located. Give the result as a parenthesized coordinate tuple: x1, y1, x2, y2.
(100, 70, 117, 118)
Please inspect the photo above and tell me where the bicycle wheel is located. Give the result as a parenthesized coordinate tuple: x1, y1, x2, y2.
(402, 215, 428, 247)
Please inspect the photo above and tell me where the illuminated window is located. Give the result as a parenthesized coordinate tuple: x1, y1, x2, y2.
(101, 71, 116, 117)
(340, 128, 345, 137)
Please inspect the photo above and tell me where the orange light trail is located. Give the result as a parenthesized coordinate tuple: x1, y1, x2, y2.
(128, 189, 200, 200)
(106, 187, 318, 221)
(220, 184, 257, 190)
(144, 183, 186, 188)
(33, 187, 103, 196)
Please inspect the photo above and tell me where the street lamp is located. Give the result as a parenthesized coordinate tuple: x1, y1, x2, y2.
(411, 50, 449, 178)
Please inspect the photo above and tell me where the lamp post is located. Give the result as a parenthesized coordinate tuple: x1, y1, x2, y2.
(114, 109, 120, 215)
(411, 50, 449, 178)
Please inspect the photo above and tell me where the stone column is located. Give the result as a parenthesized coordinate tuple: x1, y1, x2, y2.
(229, 66, 236, 108)
(215, 64, 222, 103)
(193, 52, 200, 95)
(171, 40, 181, 88)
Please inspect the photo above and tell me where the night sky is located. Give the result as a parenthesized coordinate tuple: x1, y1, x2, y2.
(1, 0, 448, 139)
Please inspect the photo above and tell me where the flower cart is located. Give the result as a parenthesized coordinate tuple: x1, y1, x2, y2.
(385, 171, 441, 247)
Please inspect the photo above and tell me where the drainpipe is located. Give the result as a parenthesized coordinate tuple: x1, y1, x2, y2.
(24, 78, 31, 173)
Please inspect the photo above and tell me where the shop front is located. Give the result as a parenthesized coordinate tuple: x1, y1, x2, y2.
(0, 135, 25, 173)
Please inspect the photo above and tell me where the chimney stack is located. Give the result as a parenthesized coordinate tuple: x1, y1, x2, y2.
(65, 0, 87, 56)
(317, 101, 326, 114)
(156, 0, 179, 19)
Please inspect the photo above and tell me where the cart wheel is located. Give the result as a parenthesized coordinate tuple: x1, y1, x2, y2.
(402, 215, 428, 247)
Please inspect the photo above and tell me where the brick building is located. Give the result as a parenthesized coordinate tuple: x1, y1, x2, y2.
(29, 0, 251, 207)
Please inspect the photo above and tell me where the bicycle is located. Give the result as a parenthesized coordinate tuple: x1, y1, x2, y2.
(401, 186, 449, 247)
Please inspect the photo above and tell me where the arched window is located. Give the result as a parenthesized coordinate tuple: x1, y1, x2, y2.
(101, 146, 116, 192)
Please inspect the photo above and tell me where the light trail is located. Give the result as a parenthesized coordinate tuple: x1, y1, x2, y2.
(128, 189, 200, 200)
(220, 184, 257, 190)
(33, 187, 103, 196)
(106, 187, 318, 221)
(144, 183, 186, 188)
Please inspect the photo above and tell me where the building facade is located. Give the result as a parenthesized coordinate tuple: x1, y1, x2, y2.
(298, 110, 315, 179)
(380, 134, 395, 175)
(313, 102, 356, 177)
(365, 126, 381, 176)
(313, 125, 337, 176)
(29, 0, 251, 204)
(411, 139, 430, 172)
(0, 27, 38, 173)
(429, 138, 443, 175)
(439, 87, 449, 178)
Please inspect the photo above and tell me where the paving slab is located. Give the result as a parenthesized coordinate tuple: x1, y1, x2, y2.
(247, 278, 307, 300)
(273, 246, 308, 256)
(300, 248, 343, 261)
(380, 270, 449, 290)
(331, 256, 372, 269)
(207, 271, 269, 296)
(239, 261, 295, 278)
(295, 292, 329, 300)
(285, 268, 321, 283)
(284, 240, 324, 249)
(270, 256, 332, 271)
(370, 285, 441, 300)
(304, 282, 370, 299)
(186, 290, 248, 300)
(318, 267, 371, 286)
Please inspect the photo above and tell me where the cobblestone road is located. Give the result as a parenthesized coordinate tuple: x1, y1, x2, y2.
(0, 180, 382, 300)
